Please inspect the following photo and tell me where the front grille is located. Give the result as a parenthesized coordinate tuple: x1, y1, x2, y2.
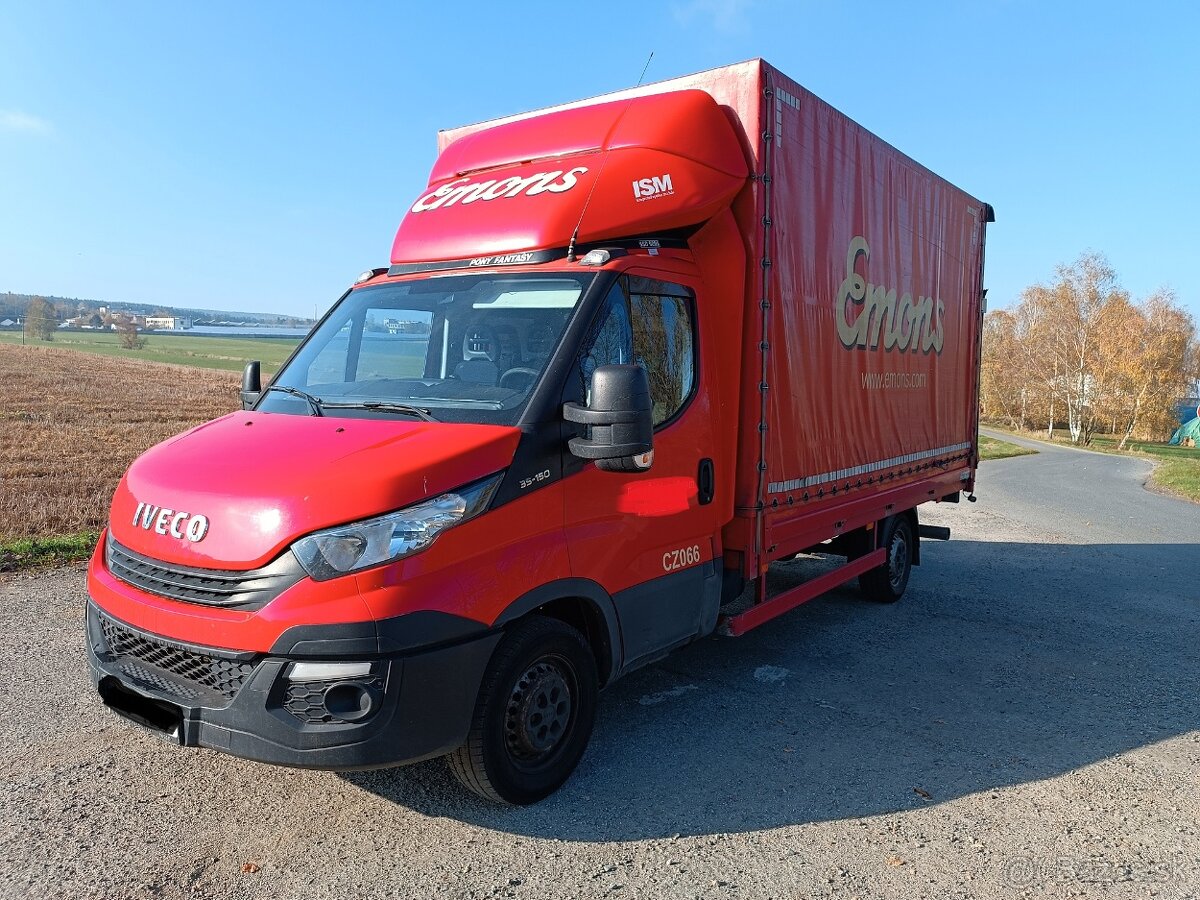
(118, 662, 203, 701)
(106, 535, 304, 609)
(99, 613, 256, 702)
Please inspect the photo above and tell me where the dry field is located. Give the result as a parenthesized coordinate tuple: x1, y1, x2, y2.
(0, 343, 238, 543)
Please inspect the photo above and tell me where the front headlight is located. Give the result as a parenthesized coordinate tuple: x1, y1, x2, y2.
(292, 473, 502, 581)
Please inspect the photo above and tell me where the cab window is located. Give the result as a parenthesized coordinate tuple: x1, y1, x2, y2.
(577, 276, 696, 426)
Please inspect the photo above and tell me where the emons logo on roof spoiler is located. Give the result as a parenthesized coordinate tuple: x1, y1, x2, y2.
(410, 167, 589, 213)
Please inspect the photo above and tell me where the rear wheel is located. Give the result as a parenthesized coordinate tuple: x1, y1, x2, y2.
(858, 515, 914, 603)
(448, 616, 597, 805)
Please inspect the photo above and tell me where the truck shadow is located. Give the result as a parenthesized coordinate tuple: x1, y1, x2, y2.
(343, 539, 1200, 841)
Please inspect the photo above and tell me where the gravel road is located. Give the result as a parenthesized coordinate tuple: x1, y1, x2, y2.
(3, 435, 1199, 900)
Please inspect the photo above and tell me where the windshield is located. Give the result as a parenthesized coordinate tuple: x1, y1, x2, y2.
(259, 273, 593, 425)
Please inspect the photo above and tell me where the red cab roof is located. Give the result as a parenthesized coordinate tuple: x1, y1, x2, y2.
(390, 89, 749, 266)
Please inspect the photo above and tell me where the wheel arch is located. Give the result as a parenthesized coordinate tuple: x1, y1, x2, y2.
(900, 506, 921, 565)
(493, 579, 622, 687)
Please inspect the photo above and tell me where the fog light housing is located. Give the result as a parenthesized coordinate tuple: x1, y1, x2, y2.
(323, 681, 376, 722)
(281, 662, 383, 726)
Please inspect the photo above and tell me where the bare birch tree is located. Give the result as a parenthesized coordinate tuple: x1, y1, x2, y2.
(981, 252, 1198, 444)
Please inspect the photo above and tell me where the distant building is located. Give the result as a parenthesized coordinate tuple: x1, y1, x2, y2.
(145, 315, 192, 331)
(384, 318, 426, 334)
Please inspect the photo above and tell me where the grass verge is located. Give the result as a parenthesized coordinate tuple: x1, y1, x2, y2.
(0, 532, 99, 573)
(979, 435, 1037, 461)
(1152, 458, 1200, 499)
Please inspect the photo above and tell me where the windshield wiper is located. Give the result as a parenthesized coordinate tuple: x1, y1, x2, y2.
(320, 400, 438, 422)
(262, 384, 324, 416)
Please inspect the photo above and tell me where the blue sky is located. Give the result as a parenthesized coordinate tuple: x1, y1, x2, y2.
(1, 1, 1197, 320)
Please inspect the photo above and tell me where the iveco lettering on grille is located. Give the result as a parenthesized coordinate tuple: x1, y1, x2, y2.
(131, 502, 209, 542)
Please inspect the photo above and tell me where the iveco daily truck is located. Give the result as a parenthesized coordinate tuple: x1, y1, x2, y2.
(87, 60, 992, 804)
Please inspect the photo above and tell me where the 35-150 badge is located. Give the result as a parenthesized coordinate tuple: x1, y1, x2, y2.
(519, 469, 552, 490)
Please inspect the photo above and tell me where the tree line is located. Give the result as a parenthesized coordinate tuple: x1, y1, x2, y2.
(982, 252, 1199, 447)
(20, 296, 145, 349)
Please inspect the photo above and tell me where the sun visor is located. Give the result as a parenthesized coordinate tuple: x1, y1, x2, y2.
(391, 90, 749, 266)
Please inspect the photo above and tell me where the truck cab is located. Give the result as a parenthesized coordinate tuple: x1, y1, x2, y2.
(89, 249, 744, 806)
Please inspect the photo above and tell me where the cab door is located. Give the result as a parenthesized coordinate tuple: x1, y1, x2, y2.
(562, 271, 723, 672)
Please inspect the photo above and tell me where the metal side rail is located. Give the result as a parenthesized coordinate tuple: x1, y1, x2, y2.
(718, 548, 886, 637)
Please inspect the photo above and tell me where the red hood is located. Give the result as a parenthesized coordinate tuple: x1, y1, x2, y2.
(108, 412, 520, 569)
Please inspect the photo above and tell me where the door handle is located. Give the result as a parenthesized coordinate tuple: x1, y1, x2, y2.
(698, 458, 715, 505)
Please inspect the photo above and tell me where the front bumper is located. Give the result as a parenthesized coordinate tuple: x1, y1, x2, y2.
(85, 601, 501, 769)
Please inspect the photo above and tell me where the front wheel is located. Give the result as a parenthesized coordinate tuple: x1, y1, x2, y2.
(858, 516, 914, 603)
(448, 616, 598, 805)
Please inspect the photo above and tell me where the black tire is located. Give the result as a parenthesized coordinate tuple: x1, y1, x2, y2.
(858, 516, 914, 603)
(447, 616, 598, 805)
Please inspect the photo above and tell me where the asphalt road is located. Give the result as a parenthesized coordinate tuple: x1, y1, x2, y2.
(3, 435, 1199, 899)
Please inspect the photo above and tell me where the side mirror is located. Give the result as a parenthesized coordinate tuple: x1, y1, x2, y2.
(563, 364, 654, 472)
(241, 360, 262, 410)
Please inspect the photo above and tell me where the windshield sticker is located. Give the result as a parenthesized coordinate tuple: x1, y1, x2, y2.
(468, 252, 536, 267)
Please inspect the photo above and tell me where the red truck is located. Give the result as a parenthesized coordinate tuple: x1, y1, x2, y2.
(86, 59, 992, 804)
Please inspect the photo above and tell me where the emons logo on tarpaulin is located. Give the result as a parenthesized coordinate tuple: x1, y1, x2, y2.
(632, 174, 674, 202)
(836, 236, 945, 355)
